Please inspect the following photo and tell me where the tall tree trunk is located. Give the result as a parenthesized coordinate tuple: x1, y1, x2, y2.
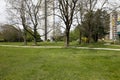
(93, 34, 98, 43)
(45, 0, 47, 41)
(79, 31, 82, 44)
(88, 29, 92, 43)
(33, 37, 37, 45)
(53, 0, 55, 35)
(23, 29, 27, 45)
(88, 11, 93, 43)
(22, 21, 27, 45)
(65, 29, 70, 47)
(33, 28, 37, 45)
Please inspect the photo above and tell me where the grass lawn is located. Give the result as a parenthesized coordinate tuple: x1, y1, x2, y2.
(0, 47, 120, 80)
(1, 41, 120, 49)
(0, 42, 65, 46)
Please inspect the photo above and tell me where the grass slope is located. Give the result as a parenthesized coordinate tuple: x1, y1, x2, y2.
(1, 42, 120, 49)
(0, 47, 120, 80)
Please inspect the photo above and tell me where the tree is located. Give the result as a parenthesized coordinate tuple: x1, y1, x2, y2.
(44, 0, 56, 41)
(57, 0, 78, 47)
(82, 10, 109, 42)
(0, 24, 23, 42)
(92, 9, 110, 42)
(70, 27, 79, 41)
(21, 0, 28, 45)
(7, 0, 42, 45)
(25, 0, 42, 45)
(44, 0, 47, 41)
(82, 0, 108, 43)
(53, 21, 63, 42)
(26, 28, 41, 42)
(81, 10, 94, 42)
(7, 0, 29, 45)
(76, 0, 85, 44)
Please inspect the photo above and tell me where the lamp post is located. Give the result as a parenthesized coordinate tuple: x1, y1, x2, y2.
(45, 0, 47, 41)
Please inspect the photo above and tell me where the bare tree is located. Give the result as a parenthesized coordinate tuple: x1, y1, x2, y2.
(57, 0, 78, 47)
(25, 0, 42, 45)
(44, 0, 48, 41)
(6, 0, 43, 45)
(6, 0, 28, 45)
(21, 0, 28, 45)
(75, 0, 85, 44)
(44, 0, 56, 41)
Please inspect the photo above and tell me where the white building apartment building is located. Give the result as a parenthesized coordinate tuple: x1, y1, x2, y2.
(109, 11, 120, 41)
(38, 0, 56, 41)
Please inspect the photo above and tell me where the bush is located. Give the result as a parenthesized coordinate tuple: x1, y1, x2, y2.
(0, 24, 23, 42)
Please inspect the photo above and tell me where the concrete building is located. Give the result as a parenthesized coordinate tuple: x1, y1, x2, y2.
(109, 11, 120, 41)
(38, 0, 55, 41)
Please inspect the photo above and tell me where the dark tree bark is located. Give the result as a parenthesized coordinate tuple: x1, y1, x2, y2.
(58, 0, 78, 47)
(20, 0, 27, 45)
(45, 0, 48, 41)
(25, 0, 42, 45)
(7, 0, 42, 45)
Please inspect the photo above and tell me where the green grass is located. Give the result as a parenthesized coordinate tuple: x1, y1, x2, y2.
(0, 47, 120, 80)
(0, 42, 23, 45)
(1, 41, 120, 49)
(0, 42, 65, 46)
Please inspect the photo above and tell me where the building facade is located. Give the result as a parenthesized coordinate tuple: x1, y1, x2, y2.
(109, 11, 120, 41)
(38, 0, 55, 41)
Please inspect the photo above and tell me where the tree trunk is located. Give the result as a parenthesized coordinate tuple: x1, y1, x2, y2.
(88, 10, 93, 43)
(79, 30, 82, 44)
(45, 0, 47, 41)
(33, 36, 37, 45)
(23, 29, 27, 45)
(88, 32, 92, 43)
(65, 29, 70, 47)
(33, 28, 37, 45)
(119, 35, 120, 44)
(93, 34, 98, 43)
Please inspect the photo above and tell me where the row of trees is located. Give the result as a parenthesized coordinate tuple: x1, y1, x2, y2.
(4, 0, 116, 47)
(6, 0, 49, 45)
(0, 24, 22, 42)
(57, 0, 110, 47)
(0, 24, 41, 42)
(70, 9, 109, 43)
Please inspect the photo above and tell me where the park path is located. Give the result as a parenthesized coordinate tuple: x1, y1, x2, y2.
(0, 45, 120, 51)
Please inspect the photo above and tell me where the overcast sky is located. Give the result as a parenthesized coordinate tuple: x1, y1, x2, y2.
(0, 0, 120, 24)
(0, 0, 7, 24)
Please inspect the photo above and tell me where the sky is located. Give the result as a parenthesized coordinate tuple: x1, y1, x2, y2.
(0, 0, 120, 24)
(0, 0, 7, 24)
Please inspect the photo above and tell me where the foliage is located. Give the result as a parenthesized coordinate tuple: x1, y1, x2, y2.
(54, 35, 64, 41)
(70, 27, 79, 41)
(7, 0, 43, 45)
(0, 24, 41, 42)
(58, 0, 78, 47)
(92, 9, 110, 42)
(81, 9, 110, 42)
(26, 28, 41, 42)
(0, 32, 4, 41)
(0, 24, 23, 42)
(52, 22, 63, 42)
